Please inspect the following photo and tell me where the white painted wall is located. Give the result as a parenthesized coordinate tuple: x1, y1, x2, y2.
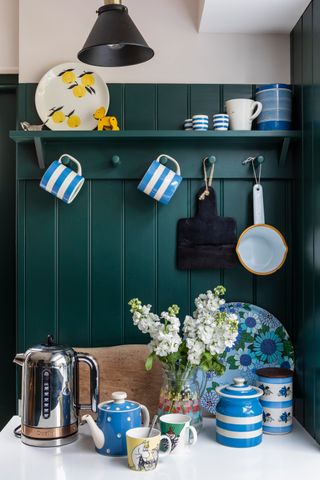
(0, 0, 18, 73)
(18, 0, 290, 84)
(0, 0, 290, 83)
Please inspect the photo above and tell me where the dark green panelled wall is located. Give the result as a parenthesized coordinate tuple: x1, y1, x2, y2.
(12, 83, 296, 431)
(0, 75, 18, 428)
(16, 84, 294, 348)
(291, 0, 320, 444)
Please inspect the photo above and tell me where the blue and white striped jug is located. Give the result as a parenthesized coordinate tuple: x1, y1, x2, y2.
(138, 154, 182, 205)
(215, 378, 263, 448)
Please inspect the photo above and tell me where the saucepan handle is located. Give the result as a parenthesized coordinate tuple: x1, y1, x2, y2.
(253, 184, 265, 225)
(76, 353, 99, 413)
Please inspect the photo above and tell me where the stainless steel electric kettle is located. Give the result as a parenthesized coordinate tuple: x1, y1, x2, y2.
(14, 335, 99, 447)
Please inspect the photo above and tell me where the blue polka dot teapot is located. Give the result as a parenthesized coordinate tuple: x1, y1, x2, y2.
(82, 391, 150, 456)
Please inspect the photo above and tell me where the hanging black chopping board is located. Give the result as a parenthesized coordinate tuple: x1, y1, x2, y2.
(177, 186, 237, 269)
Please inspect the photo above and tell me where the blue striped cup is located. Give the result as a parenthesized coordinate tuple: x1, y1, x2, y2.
(138, 154, 182, 205)
(215, 378, 263, 448)
(40, 154, 85, 204)
(256, 368, 293, 435)
(213, 114, 229, 131)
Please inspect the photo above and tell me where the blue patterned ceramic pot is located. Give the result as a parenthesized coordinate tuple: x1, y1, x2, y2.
(83, 391, 150, 456)
(215, 377, 263, 448)
(256, 367, 293, 435)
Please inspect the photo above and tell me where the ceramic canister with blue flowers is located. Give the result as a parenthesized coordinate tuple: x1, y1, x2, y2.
(256, 368, 293, 435)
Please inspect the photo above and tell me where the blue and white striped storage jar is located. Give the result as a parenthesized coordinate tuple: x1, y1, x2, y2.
(137, 154, 182, 205)
(255, 84, 292, 130)
(256, 368, 293, 435)
(215, 378, 263, 448)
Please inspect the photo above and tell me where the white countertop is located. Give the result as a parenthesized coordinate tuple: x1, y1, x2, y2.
(1, 416, 319, 480)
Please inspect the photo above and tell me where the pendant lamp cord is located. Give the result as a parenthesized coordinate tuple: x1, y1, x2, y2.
(199, 157, 215, 200)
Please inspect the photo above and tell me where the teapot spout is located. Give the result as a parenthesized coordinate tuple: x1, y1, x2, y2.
(82, 414, 105, 449)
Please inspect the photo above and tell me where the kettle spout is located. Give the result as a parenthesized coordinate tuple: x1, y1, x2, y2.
(82, 414, 105, 449)
(13, 353, 26, 367)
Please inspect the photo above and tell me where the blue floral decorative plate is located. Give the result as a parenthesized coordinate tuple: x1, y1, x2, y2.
(199, 302, 294, 415)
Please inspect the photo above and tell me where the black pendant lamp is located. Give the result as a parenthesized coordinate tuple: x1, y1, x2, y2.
(78, 0, 154, 67)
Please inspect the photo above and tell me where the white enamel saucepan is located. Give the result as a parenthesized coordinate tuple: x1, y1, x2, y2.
(236, 184, 288, 275)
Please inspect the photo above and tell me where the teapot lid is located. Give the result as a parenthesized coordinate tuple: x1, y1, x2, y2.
(99, 392, 140, 412)
(216, 377, 263, 399)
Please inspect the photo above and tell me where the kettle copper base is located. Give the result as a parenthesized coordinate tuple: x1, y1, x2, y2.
(21, 422, 78, 447)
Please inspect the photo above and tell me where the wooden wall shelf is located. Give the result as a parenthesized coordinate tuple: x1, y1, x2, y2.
(10, 130, 300, 170)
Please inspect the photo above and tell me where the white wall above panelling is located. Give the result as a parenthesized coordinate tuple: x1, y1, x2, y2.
(0, 0, 18, 73)
(199, 0, 310, 34)
(18, 0, 290, 84)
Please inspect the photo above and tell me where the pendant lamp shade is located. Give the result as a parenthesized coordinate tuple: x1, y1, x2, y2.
(78, 3, 154, 67)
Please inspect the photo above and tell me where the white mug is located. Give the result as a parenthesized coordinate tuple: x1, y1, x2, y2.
(225, 99, 263, 130)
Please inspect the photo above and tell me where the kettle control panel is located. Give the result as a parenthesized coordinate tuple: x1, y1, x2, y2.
(42, 370, 51, 419)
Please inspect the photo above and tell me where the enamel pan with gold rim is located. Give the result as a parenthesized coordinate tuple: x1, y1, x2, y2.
(236, 184, 288, 275)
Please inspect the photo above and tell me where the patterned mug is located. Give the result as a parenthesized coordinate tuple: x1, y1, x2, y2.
(159, 413, 197, 454)
(40, 154, 85, 204)
(126, 427, 172, 472)
(138, 154, 182, 205)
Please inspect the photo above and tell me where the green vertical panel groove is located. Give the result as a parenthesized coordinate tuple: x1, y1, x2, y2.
(124, 84, 156, 130)
(58, 183, 90, 346)
(25, 182, 56, 347)
(157, 85, 188, 130)
(157, 181, 189, 320)
(223, 180, 254, 304)
(124, 181, 156, 343)
(91, 180, 123, 346)
(108, 84, 124, 129)
(190, 85, 220, 120)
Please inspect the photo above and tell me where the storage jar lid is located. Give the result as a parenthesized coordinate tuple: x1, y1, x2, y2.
(99, 392, 140, 412)
(256, 367, 293, 378)
(216, 377, 263, 399)
(256, 83, 292, 92)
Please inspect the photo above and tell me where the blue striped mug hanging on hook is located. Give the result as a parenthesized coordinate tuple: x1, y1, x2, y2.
(138, 154, 182, 205)
(40, 154, 85, 204)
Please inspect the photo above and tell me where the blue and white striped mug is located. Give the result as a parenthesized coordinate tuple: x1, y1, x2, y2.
(138, 154, 182, 205)
(40, 154, 85, 204)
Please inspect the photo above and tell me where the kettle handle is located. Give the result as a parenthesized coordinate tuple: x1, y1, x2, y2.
(76, 353, 99, 413)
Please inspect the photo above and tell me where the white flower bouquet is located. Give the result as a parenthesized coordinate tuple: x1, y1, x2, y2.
(129, 285, 238, 375)
(129, 286, 238, 422)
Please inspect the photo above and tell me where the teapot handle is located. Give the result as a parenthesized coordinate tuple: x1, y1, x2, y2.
(76, 353, 99, 413)
(140, 404, 150, 427)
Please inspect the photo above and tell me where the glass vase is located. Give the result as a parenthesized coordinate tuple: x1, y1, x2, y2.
(157, 367, 205, 432)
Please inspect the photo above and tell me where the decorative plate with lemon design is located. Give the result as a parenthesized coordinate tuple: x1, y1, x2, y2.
(35, 62, 110, 130)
